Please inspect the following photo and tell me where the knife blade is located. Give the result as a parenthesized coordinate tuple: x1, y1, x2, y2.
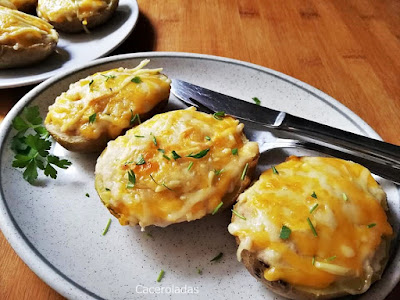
(171, 79, 400, 184)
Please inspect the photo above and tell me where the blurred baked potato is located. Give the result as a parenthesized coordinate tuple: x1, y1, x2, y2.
(37, 0, 119, 33)
(45, 60, 171, 152)
(95, 108, 260, 229)
(228, 156, 393, 299)
(0, 6, 58, 69)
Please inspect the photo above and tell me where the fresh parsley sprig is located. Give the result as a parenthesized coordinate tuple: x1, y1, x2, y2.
(11, 106, 71, 184)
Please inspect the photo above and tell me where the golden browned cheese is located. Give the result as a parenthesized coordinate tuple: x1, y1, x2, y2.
(0, 6, 57, 48)
(228, 156, 393, 294)
(45, 60, 171, 143)
(0, 0, 17, 9)
(95, 108, 259, 229)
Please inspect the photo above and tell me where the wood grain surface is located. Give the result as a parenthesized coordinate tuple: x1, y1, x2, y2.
(0, 0, 399, 299)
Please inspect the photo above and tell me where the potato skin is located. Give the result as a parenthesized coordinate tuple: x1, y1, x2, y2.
(37, 0, 119, 33)
(45, 98, 169, 153)
(0, 7, 58, 69)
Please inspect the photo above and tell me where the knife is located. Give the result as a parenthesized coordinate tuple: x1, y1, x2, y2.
(171, 79, 400, 184)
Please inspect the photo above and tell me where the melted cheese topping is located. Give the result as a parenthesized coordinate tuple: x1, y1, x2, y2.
(228, 156, 393, 293)
(0, 6, 57, 48)
(37, 0, 111, 23)
(45, 60, 171, 141)
(0, 0, 17, 9)
(95, 108, 259, 229)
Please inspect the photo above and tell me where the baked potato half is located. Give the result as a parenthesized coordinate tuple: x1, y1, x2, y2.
(0, 6, 58, 69)
(37, 0, 119, 33)
(95, 108, 260, 229)
(45, 60, 171, 153)
(228, 156, 393, 299)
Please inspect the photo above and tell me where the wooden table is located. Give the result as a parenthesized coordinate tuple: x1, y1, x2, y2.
(1, 0, 399, 299)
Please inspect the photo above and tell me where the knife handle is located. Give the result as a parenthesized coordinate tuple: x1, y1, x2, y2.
(279, 114, 400, 168)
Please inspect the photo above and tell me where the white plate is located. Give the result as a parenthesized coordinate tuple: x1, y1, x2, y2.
(0, 0, 139, 89)
(0, 52, 399, 300)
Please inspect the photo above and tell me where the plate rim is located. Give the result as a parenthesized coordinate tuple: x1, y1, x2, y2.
(0, 0, 139, 89)
(0, 51, 398, 300)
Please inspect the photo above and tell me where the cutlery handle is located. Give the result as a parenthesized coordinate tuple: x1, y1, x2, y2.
(280, 114, 400, 168)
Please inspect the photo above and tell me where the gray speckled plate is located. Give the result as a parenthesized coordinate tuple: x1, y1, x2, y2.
(0, 52, 398, 300)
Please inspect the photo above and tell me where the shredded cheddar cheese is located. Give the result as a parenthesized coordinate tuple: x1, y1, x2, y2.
(228, 156, 393, 293)
(45, 60, 171, 141)
(95, 108, 259, 229)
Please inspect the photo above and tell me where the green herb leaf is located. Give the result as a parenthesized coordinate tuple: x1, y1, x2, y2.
(367, 223, 376, 228)
(131, 76, 142, 83)
(213, 111, 225, 120)
(307, 217, 318, 237)
(151, 134, 157, 146)
(342, 193, 348, 201)
(232, 209, 246, 220)
(312, 256, 316, 265)
(157, 149, 165, 153)
(102, 218, 111, 235)
(156, 269, 165, 282)
(252, 97, 261, 105)
(212, 201, 223, 215)
(86, 193, 90, 197)
(231, 148, 238, 155)
(311, 191, 318, 199)
(127, 170, 136, 188)
(100, 74, 116, 81)
(205, 136, 211, 141)
(130, 110, 141, 125)
(279, 225, 291, 239)
(172, 150, 181, 160)
(197, 268, 203, 275)
(309, 203, 319, 214)
(163, 154, 171, 160)
(134, 135, 145, 138)
(88, 113, 96, 124)
(272, 166, 279, 175)
(210, 252, 223, 262)
(240, 163, 249, 180)
(187, 161, 194, 170)
(326, 255, 336, 261)
(187, 148, 210, 159)
(105, 188, 111, 191)
(214, 168, 224, 175)
(136, 155, 145, 165)
(88, 79, 94, 87)
(162, 183, 173, 191)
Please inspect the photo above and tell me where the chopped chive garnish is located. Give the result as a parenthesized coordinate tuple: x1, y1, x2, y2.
(102, 218, 111, 236)
(311, 191, 318, 199)
(162, 183, 173, 191)
(197, 268, 203, 275)
(149, 174, 158, 185)
(279, 225, 291, 239)
(100, 74, 116, 81)
(213, 111, 225, 120)
(124, 160, 133, 166)
(326, 255, 336, 261)
(187, 148, 210, 159)
(272, 166, 279, 174)
(156, 269, 165, 282)
(163, 154, 171, 160)
(367, 223, 376, 228)
(187, 161, 194, 170)
(309, 203, 319, 214)
(312, 256, 316, 265)
(151, 134, 157, 146)
(105, 188, 110, 191)
(85, 193, 90, 197)
(171, 150, 181, 160)
(214, 169, 224, 175)
(89, 79, 94, 86)
(212, 201, 223, 215)
(342, 193, 348, 201)
(127, 170, 136, 188)
(210, 252, 223, 262)
(240, 163, 249, 180)
(231, 148, 238, 155)
(252, 97, 261, 105)
(88, 113, 96, 124)
(130, 110, 141, 125)
(232, 209, 246, 220)
(131, 76, 142, 83)
(157, 149, 165, 153)
(134, 135, 145, 138)
(136, 155, 145, 165)
(146, 232, 153, 238)
(307, 217, 318, 236)
(205, 136, 211, 141)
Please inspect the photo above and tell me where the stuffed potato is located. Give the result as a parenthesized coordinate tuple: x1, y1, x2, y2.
(45, 60, 171, 153)
(0, 6, 58, 69)
(95, 108, 260, 229)
(228, 156, 393, 299)
(37, 0, 119, 33)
